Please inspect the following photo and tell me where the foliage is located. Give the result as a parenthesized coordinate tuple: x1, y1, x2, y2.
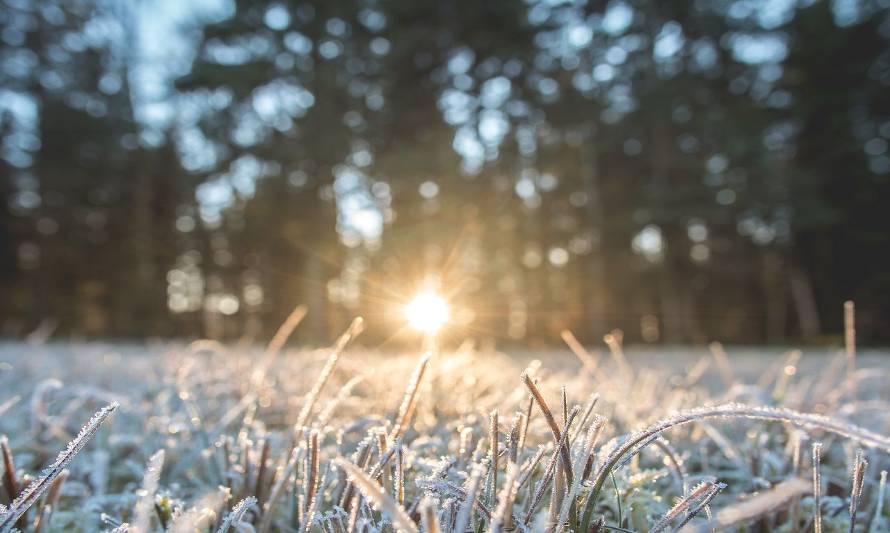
(1, 0, 889, 343)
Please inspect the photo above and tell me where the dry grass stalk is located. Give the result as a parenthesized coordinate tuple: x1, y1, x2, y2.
(575, 393, 600, 442)
(550, 389, 571, 531)
(525, 448, 559, 525)
(524, 407, 579, 526)
(338, 440, 372, 510)
(258, 445, 303, 533)
(336, 435, 401, 529)
(420, 496, 440, 533)
(560, 330, 599, 374)
(395, 440, 405, 505)
(0, 397, 19, 419)
(489, 462, 519, 533)
(546, 457, 564, 532)
(507, 412, 521, 464)
(707, 342, 735, 387)
(679, 357, 711, 389)
(252, 305, 308, 386)
(488, 409, 498, 508)
(521, 372, 573, 486)
(376, 428, 393, 497)
(254, 439, 271, 507)
(0, 438, 20, 507)
(519, 393, 534, 454)
(295, 316, 364, 430)
(390, 353, 432, 441)
(812, 442, 823, 533)
(553, 414, 606, 533)
(367, 439, 400, 482)
(649, 479, 714, 533)
(454, 462, 486, 533)
(131, 450, 165, 533)
(335, 456, 419, 533)
(872, 470, 887, 531)
(344, 493, 360, 531)
(317, 375, 364, 428)
(672, 481, 725, 531)
(772, 349, 802, 401)
(516, 445, 546, 491)
(458, 427, 474, 464)
(304, 431, 320, 523)
(603, 329, 631, 376)
(849, 449, 867, 533)
(265, 304, 308, 359)
(301, 470, 324, 533)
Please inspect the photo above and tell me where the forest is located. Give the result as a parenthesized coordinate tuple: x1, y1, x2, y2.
(1, 0, 889, 346)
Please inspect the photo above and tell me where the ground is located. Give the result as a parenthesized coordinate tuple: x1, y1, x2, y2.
(0, 341, 888, 532)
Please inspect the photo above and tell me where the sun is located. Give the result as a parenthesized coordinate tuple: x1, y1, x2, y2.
(404, 292, 451, 333)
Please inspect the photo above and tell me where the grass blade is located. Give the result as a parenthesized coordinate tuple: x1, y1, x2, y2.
(335, 456, 419, 533)
(0, 402, 117, 533)
(131, 449, 165, 533)
(217, 496, 257, 533)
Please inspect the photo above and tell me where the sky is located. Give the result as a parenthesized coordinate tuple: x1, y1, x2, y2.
(133, 0, 231, 131)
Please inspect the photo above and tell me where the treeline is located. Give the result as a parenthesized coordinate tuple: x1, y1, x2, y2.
(1, 0, 889, 346)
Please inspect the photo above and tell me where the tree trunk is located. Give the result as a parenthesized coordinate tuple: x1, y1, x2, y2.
(790, 263, 821, 340)
(581, 128, 608, 341)
(304, 252, 328, 344)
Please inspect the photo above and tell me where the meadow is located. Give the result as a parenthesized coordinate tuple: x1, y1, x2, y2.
(0, 317, 888, 532)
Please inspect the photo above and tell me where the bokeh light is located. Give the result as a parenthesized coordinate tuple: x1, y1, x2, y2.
(404, 292, 451, 334)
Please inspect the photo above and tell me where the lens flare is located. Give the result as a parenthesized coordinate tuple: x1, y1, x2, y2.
(404, 292, 450, 333)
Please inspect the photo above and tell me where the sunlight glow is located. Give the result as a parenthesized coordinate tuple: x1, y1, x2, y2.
(404, 292, 451, 333)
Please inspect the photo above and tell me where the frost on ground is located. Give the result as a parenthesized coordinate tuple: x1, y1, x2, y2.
(0, 336, 889, 532)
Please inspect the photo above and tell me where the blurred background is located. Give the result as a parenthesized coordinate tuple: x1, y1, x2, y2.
(1, 0, 889, 347)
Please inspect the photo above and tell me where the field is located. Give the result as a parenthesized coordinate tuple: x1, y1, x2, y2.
(1, 332, 889, 532)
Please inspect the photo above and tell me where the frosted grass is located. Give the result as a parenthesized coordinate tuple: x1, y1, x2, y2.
(1, 332, 889, 532)
(0, 403, 117, 533)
